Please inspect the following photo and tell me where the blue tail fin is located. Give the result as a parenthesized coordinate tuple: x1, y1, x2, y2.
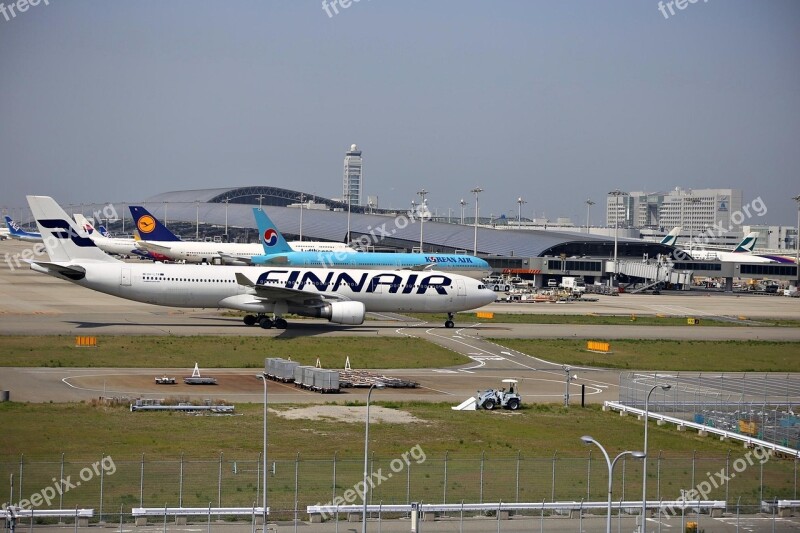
(252, 208, 293, 254)
(97, 225, 110, 237)
(5, 215, 41, 238)
(128, 206, 180, 241)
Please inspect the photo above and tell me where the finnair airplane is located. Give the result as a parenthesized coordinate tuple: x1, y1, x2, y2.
(27, 196, 496, 329)
(4, 215, 43, 242)
(130, 206, 355, 264)
(249, 208, 492, 279)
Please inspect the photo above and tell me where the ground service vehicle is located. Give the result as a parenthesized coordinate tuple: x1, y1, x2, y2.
(475, 379, 521, 410)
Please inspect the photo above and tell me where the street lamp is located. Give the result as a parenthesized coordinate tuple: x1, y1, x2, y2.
(298, 193, 305, 242)
(460, 198, 466, 225)
(195, 201, 200, 241)
(608, 190, 627, 285)
(585, 199, 595, 234)
(517, 197, 527, 229)
(257, 373, 269, 524)
(256, 194, 265, 209)
(163, 202, 168, 228)
(417, 189, 428, 252)
(346, 191, 352, 246)
(792, 195, 800, 290)
(362, 383, 385, 532)
(563, 366, 577, 407)
(580, 436, 645, 533)
(471, 187, 483, 255)
(223, 197, 230, 241)
(641, 383, 671, 533)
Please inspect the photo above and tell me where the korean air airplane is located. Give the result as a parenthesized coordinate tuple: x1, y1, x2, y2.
(27, 196, 496, 329)
(130, 206, 355, 264)
(4, 215, 43, 242)
(250, 208, 492, 279)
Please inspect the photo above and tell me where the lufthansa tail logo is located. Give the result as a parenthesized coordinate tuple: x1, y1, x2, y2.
(262, 228, 278, 247)
(137, 215, 156, 234)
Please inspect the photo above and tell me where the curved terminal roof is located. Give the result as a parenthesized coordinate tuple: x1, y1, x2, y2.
(124, 186, 675, 258)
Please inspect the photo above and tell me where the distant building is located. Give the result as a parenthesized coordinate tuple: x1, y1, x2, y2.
(343, 144, 363, 207)
(743, 224, 798, 251)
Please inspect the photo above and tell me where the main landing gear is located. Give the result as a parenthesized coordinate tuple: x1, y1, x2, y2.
(243, 314, 288, 329)
(444, 312, 455, 329)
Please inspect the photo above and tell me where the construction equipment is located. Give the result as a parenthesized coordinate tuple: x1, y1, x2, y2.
(475, 379, 521, 411)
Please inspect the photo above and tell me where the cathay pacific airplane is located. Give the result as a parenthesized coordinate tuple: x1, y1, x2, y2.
(27, 196, 496, 329)
(687, 232, 777, 263)
(248, 208, 492, 279)
(130, 206, 355, 264)
(4, 215, 43, 242)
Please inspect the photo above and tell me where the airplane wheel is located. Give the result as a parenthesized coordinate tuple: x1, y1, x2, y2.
(506, 398, 520, 411)
(243, 315, 257, 326)
(445, 320, 454, 329)
(275, 318, 288, 329)
(259, 317, 274, 329)
(483, 399, 496, 410)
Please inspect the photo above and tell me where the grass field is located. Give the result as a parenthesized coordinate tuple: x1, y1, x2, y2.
(411, 312, 800, 327)
(0, 336, 467, 368)
(492, 338, 800, 372)
(0, 400, 737, 460)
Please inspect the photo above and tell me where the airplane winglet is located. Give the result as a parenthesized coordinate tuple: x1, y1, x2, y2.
(235, 272, 255, 288)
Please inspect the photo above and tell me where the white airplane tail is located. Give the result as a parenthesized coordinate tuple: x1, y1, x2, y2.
(733, 231, 758, 253)
(660, 227, 681, 246)
(73, 213, 98, 235)
(27, 196, 118, 263)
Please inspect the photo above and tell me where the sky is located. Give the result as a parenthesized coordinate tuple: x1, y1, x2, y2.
(1, 0, 798, 226)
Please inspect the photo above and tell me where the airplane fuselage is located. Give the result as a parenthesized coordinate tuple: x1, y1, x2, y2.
(34, 262, 496, 314)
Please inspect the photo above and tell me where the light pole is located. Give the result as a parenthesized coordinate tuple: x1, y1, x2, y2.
(257, 373, 268, 524)
(299, 193, 305, 242)
(256, 194, 265, 209)
(641, 383, 671, 533)
(164, 202, 168, 228)
(608, 190, 626, 284)
(417, 189, 428, 252)
(362, 383, 384, 532)
(585, 199, 595, 234)
(195, 201, 200, 241)
(581, 436, 645, 533)
(517, 197, 527, 229)
(792, 195, 800, 290)
(563, 366, 576, 406)
(223, 197, 230, 240)
(685, 196, 701, 254)
(460, 198, 466, 225)
(471, 187, 482, 255)
(346, 191, 352, 245)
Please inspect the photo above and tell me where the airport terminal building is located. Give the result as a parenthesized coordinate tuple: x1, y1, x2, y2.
(88, 185, 797, 289)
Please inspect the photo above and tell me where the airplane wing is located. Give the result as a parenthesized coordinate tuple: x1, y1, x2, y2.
(218, 253, 253, 266)
(137, 241, 172, 253)
(406, 262, 436, 272)
(255, 255, 290, 265)
(235, 273, 349, 304)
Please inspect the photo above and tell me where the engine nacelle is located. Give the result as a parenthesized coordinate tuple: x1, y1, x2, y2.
(324, 301, 366, 325)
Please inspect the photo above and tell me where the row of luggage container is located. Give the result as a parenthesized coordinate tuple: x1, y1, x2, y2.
(264, 358, 340, 393)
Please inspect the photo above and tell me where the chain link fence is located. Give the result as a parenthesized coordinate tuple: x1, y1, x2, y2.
(1, 451, 796, 522)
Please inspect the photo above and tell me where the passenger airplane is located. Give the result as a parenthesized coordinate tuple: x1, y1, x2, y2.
(659, 227, 681, 246)
(130, 206, 355, 264)
(4, 215, 43, 242)
(73, 214, 148, 258)
(687, 232, 777, 263)
(27, 196, 496, 329)
(248, 208, 492, 279)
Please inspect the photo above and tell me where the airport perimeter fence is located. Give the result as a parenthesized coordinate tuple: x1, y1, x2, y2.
(1, 452, 798, 524)
(619, 371, 800, 450)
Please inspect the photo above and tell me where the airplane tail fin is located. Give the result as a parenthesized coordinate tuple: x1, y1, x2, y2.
(27, 196, 118, 263)
(660, 227, 681, 246)
(128, 206, 180, 242)
(73, 213, 97, 236)
(97, 225, 110, 237)
(734, 231, 758, 253)
(252, 208, 293, 254)
(4, 215, 32, 237)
